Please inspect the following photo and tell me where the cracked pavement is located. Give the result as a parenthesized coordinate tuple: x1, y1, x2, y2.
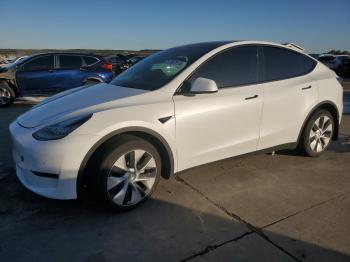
(0, 92, 349, 262)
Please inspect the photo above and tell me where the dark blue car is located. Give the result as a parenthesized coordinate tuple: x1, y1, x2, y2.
(0, 53, 114, 107)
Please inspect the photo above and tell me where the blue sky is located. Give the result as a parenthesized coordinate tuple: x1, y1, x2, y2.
(1, 0, 349, 53)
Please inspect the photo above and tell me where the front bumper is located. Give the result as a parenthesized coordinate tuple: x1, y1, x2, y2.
(10, 122, 97, 200)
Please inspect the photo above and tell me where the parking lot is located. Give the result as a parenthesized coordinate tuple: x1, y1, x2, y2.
(0, 87, 349, 262)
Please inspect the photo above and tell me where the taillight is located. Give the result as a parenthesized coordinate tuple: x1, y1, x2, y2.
(101, 62, 113, 71)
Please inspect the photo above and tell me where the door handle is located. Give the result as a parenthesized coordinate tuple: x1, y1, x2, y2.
(302, 85, 312, 90)
(245, 94, 258, 100)
(48, 69, 55, 72)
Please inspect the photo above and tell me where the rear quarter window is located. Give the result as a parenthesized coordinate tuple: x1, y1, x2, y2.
(83, 56, 99, 66)
(262, 46, 316, 82)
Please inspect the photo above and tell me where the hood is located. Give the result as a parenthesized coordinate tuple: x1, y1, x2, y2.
(17, 83, 148, 128)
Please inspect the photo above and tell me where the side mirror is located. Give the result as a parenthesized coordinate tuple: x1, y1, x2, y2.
(190, 77, 218, 94)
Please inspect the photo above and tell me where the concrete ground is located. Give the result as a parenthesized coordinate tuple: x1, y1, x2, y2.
(0, 91, 349, 262)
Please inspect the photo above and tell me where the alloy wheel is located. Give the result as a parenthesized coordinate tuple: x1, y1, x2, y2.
(107, 149, 157, 206)
(0, 87, 11, 105)
(309, 115, 333, 153)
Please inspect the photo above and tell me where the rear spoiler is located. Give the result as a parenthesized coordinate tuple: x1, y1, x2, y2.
(282, 43, 305, 52)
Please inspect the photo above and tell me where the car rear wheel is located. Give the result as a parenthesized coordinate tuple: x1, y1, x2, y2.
(0, 83, 15, 107)
(299, 109, 334, 157)
(83, 79, 101, 86)
(90, 135, 161, 211)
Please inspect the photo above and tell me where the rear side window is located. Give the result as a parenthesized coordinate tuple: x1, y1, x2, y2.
(262, 46, 315, 82)
(59, 55, 82, 68)
(23, 55, 53, 71)
(83, 56, 98, 66)
(188, 46, 258, 88)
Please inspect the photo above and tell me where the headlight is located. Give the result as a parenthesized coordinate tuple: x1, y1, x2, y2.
(32, 114, 92, 141)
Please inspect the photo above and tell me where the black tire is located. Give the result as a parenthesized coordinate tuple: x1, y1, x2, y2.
(89, 135, 161, 212)
(0, 82, 15, 107)
(298, 109, 334, 157)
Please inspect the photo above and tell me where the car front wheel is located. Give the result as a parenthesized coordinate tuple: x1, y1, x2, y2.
(0, 83, 15, 107)
(90, 135, 161, 211)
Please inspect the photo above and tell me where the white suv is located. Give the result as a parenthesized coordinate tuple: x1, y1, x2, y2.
(10, 41, 343, 211)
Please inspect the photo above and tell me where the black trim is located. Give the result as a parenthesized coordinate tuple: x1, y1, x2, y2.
(258, 142, 297, 154)
(158, 116, 174, 124)
(31, 170, 59, 179)
(181, 90, 219, 96)
(176, 143, 297, 176)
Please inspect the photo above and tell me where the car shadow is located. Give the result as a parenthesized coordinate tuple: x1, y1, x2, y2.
(0, 178, 349, 262)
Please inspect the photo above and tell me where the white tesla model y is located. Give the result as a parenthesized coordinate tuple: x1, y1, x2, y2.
(10, 41, 343, 211)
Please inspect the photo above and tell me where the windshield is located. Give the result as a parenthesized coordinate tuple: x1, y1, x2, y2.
(111, 42, 229, 90)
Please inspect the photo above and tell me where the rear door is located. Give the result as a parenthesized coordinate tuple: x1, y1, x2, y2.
(16, 55, 55, 95)
(53, 55, 87, 91)
(257, 46, 318, 150)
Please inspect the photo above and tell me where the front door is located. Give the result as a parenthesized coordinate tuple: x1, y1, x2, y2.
(174, 45, 264, 171)
(16, 55, 55, 95)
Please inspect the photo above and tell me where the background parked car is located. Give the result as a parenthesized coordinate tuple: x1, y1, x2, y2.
(127, 55, 146, 67)
(318, 54, 350, 77)
(328, 55, 350, 77)
(105, 54, 129, 74)
(308, 53, 319, 59)
(338, 57, 350, 77)
(0, 53, 114, 107)
(318, 54, 336, 67)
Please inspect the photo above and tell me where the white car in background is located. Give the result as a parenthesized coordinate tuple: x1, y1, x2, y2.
(10, 41, 343, 211)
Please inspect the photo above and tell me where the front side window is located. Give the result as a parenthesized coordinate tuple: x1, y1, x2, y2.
(111, 42, 228, 90)
(23, 55, 53, 71)
(59, 55, 82, 69)
(188, 46, 259, 88)
(262, 46, 316, 82)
